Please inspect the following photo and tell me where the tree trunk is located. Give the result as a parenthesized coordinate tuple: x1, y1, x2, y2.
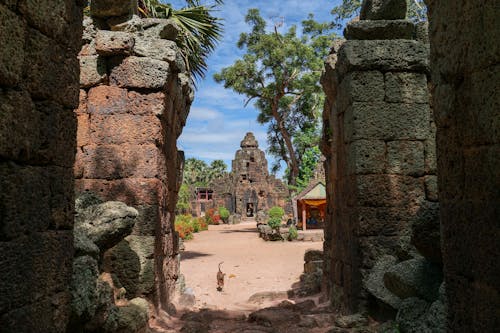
(271, 103, 299, 186)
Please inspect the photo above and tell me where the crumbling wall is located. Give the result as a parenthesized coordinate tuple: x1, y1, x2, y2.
(425, 1, 500, 331)
(0, 0, 83, 331)
(74, 4, 193, 313)
(321, 11, 438, 314)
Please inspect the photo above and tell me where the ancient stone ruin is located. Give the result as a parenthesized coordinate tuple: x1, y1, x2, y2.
(0, 0, 83, 331)
(321, 0, 442, 327)
(74, 2, 193, 319)
(0, 0, 498, 332)
(209, 132, 290, 219)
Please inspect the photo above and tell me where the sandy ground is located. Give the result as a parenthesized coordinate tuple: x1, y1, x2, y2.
(179, 220, 323, 312)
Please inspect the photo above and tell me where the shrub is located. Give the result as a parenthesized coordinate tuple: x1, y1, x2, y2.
(267, 217, 282, 230)
(218, 206, 230, 223)
(205, 208, 221, 225)
(268, 206, 285, 220)
(288, 226, 298, 240)
(197, 217, 208, 231)
(175, 215, 210, 240)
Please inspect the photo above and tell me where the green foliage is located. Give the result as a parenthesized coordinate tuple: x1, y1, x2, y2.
(138, 0, 224, 80)
(288, 226, 298, 240)
(175, 215, 208, 239)
(267, 217, 282, 230)
(289, 146, 321, 193)
(182, 158, 228, 187)
(218, 206, 230, 222)
(176, 183, 191, 214)
(268, 206, 285, 220)
(214, 9, 336, 185)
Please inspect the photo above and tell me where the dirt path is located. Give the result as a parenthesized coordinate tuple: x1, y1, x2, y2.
(179, 220, 323, 312)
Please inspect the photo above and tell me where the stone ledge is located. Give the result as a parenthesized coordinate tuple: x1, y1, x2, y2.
(337, 40, 429, 80)
(345, 20, 415, 41)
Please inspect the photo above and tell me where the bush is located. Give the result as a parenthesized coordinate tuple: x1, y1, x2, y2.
(288, 226, 298, 240)
(267, 217, 282, 230)
(205, 208, 221, 225)
(218, 206, 230, 223)
(268, 206, 285, 220)
(175, 215, 209, 240)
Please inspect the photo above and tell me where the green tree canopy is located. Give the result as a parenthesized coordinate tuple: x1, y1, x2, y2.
(182, 157, 228, 187)
(214, 9, 336, 185)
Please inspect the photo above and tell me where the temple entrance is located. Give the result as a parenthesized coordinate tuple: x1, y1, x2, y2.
(246, 202, 255, 217)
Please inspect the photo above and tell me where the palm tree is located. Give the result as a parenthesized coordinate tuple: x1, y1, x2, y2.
(138, 0, 224, 81)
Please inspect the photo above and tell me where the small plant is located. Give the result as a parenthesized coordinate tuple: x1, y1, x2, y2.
(218, 206, 230, 223)
(267, 217, 282, 231)
(268, 206, 285, 220)
(288, 226, 298, 240)
(205, 208, 221, 225)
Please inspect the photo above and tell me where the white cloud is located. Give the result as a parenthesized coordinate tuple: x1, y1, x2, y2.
(188, 107, 223, 121)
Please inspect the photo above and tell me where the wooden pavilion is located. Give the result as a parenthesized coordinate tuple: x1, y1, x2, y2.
(293, 180, 326, 231)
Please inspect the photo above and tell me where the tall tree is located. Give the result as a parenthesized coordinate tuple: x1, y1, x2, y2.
(182, 158, 227, 187)
(214, 9, 335, 185)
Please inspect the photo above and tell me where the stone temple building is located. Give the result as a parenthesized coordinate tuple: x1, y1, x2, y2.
(206, 132, 290, 218)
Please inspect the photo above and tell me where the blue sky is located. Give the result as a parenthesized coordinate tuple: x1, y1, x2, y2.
(173, 0, 343, 177)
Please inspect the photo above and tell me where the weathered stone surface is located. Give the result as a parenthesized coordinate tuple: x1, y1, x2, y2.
(395, 297, 428, 333)
(356, 174, 425, 208)
(79, 144, 161, 180)
(334, 313, 368, 328)
(91, 0, 135, 18)
(134, 37, 177, 62)
(363, 255, 401, 309)
(95, 30, 134, 56)
(337, 71, 384, 110)
(74, 229, 100, 259)
(0, 164, 75, 239)
(105, 297, 149, 333)
(110, 56, 170, 89)
(411, 202, 441, 263)
(304, 250, 324, 262)
(304, 261, 323, 274)
(347, 140, 386, 174)
(384, 72, 428, 104)
(0, 5, 26, 86)
(126, 235, 155, 296)
(76, 178, 162, 206)
(344, 102, 430, 142)
(360, 0, 407, 20)
(384, 258, 443, 302)
(141, 18, 181, 40)
(75, 201, 138, 251)
(345, 20, 414, 40)
(90, 114, 162, 145)
(80, 55, 107, 88)
(108, 14, 144, 33)
(0, 231, 73, 330)
(337, 40, 429, 79)
(70, 255, 99, 320)
(24, 28, 80, 108)
(386, 141, 425, 176)
(414, 21, 429, 44)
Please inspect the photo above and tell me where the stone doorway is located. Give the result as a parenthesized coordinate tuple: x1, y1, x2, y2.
(246, 203, 255, 217)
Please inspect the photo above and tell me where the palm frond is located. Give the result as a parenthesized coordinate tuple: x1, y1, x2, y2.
(138, 0, 224, 81)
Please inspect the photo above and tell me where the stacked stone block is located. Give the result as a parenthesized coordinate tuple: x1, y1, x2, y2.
(0, 0, 83, 331)
(321, 11, 437, 313)
(425, 1, 499, 331)
(74, 7, 193, 313)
